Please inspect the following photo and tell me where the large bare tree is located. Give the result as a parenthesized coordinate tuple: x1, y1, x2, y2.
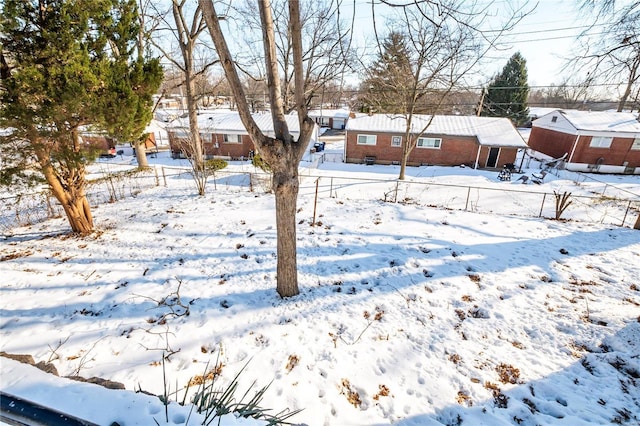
(363, 1, 530, 179)
(234, 0, 357, 112)
(572, 1, 640, 112)
(200, 0, 319, 297)
(153, 0, 221, 195)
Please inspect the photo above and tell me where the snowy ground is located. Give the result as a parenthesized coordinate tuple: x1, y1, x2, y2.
(1, 142, 640, 425)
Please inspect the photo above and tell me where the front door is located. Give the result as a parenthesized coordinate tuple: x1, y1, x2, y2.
(486, 147, 500, 168)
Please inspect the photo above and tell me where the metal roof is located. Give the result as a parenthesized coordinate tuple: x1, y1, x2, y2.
(558, 110, 640, 133)
(346, 114, 527, 147)
(168, 111, 309, 135)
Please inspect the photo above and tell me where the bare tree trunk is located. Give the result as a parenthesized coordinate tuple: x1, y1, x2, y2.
(634, 212, 640, 230)
(273, 166, 299, 297)
(135, 139, 149, 168)
(617, 56, 639, 112)
(399, 136, 411, 180)
(185, 68, 204, 170)
(200, 0, 314, 297)
(34, 142, 93, 234)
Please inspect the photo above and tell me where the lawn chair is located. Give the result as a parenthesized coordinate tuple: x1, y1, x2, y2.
(532, 170, 547, 184)
(516, 175, 529, 184)
(498, 166, 512, 181)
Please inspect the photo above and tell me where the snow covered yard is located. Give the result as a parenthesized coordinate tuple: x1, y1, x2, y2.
(1, 158, 640, 425)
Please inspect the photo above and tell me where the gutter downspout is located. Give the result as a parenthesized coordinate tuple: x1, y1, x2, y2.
(567, 133, 581, 163)
(474, 144, 482, 169)
(343, 130, 348, 162)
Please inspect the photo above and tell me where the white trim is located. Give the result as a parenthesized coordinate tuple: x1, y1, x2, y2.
(357, 134, 377, 145)
(391, 135, 402, 147)
(589, 136, 613, 148)
(631, 137, 640, 150)
(223, 134, 242, 144)
(416, 137, 441, 149)
(568, 134, 580, 163)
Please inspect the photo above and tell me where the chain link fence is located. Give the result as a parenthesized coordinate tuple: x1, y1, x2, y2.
(2, 165, 639, 233)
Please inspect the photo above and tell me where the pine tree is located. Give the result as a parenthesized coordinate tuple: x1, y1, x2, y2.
(0, 0, 162, 234)
(360, 31, 414, 114)
(480, 52, 529, 126)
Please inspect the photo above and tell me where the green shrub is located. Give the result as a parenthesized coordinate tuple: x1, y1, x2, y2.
(251, 154, 271, 173)
(205, 158, 228, 172)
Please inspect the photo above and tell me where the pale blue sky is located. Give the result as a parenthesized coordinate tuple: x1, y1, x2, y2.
(341, 0, 595, 88)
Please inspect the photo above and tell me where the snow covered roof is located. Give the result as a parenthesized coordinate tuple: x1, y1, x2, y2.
(528, 107, 561, 118)
(167, 111, 311, 135)
(346, 114, 527, 147)
(307, 108, 351, 119)
(554, 110, 640, 133)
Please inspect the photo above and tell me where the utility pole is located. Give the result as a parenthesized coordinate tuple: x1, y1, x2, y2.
(476, 87, 485, 116)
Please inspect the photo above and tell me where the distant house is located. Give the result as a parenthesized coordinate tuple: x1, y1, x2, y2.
(166, 112, 319, 159)
(80, 133, 116, 157)
(344, 114, 527, 168)
(308, 108, 352, 130)
(528, 110, 640, 174)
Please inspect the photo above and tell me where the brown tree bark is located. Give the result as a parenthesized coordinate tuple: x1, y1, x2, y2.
(634, 212, 640, 230)
(200, 0, 314, 297)
(134, 139, 149, 168)
(33, 135, 93, 235)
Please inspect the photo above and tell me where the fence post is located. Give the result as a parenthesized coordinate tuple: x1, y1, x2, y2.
(539, 193, 547, 217)
(621, 200, 632, 227)
(154, 167, 159, 186)
(162, 167, 167, 187)
(330, 177, 334, 198)
(394, 181, 399, 203)
(465, 187, 471, 211)
(312, 178, 320, 226)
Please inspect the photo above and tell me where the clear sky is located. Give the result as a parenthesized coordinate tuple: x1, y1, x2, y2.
(341, 0, 596, 89)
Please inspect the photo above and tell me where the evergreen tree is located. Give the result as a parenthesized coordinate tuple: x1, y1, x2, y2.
(360, 31, 414, 114)
(480, 52, 529, 126)
(0, 0, 162, 234)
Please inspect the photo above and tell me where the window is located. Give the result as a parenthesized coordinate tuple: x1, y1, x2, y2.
(357, 134, 377, 145)
(589, 136, 612, 148)
(416, 137, 442, 149)
(320, 117, 330, 126)
(551, 116, 558, 123)
(224, 134, 242, 144)
(632, 137, 640, 150)
(391, 136, 402, 147)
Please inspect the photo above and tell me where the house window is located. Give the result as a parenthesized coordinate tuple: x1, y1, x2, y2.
(320, 117, 330, 126)
(417, 137, 442, 149)
(224, 134, 242, 144)
(589, 136, 612, 148)
(551, 116, 558, 123)
(632, 137, 640, 150)
(391, 136, 402, 147)
(357, 134, 377, 145)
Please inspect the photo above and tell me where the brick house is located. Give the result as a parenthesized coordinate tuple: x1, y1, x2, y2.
(167, 112, 319, 159)
(345, 114, 527, 168)
(308, 108, 352, 130)
(528, 110, 640, 174)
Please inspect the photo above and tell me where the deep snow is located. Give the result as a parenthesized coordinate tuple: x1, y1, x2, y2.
(1, 144, 639, 425)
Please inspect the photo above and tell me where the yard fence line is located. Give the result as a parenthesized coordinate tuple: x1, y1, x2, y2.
(2, 165, 639, 233)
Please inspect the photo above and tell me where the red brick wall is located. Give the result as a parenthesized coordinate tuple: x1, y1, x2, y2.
(169, 131, 255, 159)
(529, 128, 640, 167)
(528, 127, 576, 159)
(345, 131, 518, 168)
(572, 136, 640, 167)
